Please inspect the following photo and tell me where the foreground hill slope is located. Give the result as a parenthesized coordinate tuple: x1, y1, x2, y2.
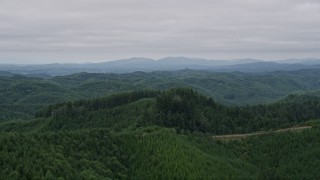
(1, 89, 320, 179)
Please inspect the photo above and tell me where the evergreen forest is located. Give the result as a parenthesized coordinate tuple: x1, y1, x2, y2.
(1, 70, 320, 179)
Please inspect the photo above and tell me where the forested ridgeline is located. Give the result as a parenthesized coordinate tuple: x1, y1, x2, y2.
(2, 68, 320, 122)
(35, 90, 160, 118)
(7, 88, 319, 135)
(0, 75, 80, 122)
(29, 68, 320, 105)
(1, 87, 320, 179)
(143, 88, 320, 134)
(1, 71, 320, 179)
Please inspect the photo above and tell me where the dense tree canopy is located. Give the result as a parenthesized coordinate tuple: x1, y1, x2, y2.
(1, 72, 320, 179)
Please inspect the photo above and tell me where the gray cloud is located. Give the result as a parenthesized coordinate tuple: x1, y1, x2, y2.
(0, 0, 320, 63)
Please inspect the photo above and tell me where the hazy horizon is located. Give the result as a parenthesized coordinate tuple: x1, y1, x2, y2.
(1, 0, 320, 64)
(0, 56, 319, 65)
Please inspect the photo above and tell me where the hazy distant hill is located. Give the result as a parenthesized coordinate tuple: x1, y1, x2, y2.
(0, 71, 14, 77)
(1, 57, 319, 76)
(213, 61, 320, 72)
(279, 58, 320, 65)
(2, 68, 320, 122)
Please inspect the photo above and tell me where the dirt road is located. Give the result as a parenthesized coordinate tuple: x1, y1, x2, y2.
(212, 126, 312, 140)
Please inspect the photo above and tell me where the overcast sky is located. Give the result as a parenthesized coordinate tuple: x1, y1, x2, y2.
(0, 0, 320, 64)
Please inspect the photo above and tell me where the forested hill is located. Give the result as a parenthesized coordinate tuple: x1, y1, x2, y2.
(2, 69, 320, 106)
(2, 88, 319, 135)
(1, 69, 320, 122)
(1, 88, 320, 179)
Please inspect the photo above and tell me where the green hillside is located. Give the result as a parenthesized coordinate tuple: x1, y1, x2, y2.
(1, 71, 320, 179)
(0, 89, 320, 179)
(1, 124, 319, 179)
(0, 130, 127, 179)
(1, 88, 320, 135)
(230, 120, 320, 179)
(2, 69, 320, 122)
(20, 88, 318, 135)
(120, 127, 258, 179)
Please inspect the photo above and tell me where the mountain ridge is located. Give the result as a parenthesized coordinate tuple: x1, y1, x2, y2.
(1, 57, 319, 76)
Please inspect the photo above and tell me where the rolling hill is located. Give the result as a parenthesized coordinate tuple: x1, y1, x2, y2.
(2, 69, 320, 122)
(1, 57, 319, 76)
(1, 88, 320, 179)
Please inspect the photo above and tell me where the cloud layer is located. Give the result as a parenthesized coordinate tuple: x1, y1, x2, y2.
(1, 0, 320, 63)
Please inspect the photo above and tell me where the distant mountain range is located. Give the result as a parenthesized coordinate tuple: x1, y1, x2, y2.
(0, 57, 319, 77)
(278, 58, 320, 65)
